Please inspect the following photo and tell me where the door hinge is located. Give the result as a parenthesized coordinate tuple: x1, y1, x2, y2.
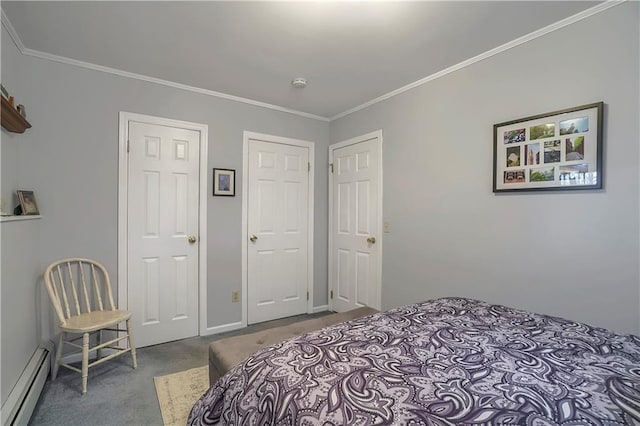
(308, 162, 311, 172)
(126, 140, 130, 153)
(329, 163, 334, 173)
(330, 290, 333, 299)
(307, 291, 309, 300)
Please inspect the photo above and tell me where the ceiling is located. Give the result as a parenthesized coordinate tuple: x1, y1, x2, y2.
(2, 1, 600, 119)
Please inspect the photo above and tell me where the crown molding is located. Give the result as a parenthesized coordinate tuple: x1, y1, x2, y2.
(0, 9, 330, 123)
(21, 47, 331, 122)
(2, 1, 626, 124)
(1, 8, 24, 52)
(330, 0, 626, 121)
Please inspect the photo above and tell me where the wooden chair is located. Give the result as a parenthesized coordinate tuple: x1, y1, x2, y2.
(44, 258, 137, 394)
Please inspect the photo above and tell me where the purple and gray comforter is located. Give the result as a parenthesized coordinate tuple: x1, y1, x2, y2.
(189, 298, 640, 425)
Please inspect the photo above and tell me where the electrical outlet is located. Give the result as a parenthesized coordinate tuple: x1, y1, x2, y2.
(231, 291, 240, 303)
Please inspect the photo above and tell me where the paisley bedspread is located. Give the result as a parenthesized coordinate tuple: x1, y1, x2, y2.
(188, 298, 640, 425)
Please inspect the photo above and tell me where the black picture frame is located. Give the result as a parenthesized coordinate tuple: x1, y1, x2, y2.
(16, 190, 39, 215)
(493, 102, 603, 193)
(213, 168, 235, 196)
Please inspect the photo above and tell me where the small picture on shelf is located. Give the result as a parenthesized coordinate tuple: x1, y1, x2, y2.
(1, 84, 8, 99)
(16, 190, 39, 215)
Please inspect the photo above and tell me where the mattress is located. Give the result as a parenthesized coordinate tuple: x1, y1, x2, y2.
(189, 297, 640, 425)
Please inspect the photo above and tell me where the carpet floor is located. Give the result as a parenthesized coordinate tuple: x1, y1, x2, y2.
(29, 311, 331, 425)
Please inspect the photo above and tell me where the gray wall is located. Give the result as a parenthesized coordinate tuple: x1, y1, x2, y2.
(331, 3, 640, 335)
(0, 24, 330, 344)
(0, 24, 47, 405)
(0, 220, 44, 404)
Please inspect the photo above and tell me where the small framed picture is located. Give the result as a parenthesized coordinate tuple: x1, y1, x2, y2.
(16, 190, 39, 215)
(213, 168, 235, 196)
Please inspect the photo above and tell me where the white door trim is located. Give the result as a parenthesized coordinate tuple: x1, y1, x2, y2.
(328, 130, 383, 311)
(242, 131, 315, 326)
(118, 111, 209, 336)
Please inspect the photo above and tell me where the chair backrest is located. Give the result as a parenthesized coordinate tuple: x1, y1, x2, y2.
(44, 258, 117, 325)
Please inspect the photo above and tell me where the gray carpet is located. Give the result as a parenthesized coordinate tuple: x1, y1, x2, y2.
(29, 311, 331, 425)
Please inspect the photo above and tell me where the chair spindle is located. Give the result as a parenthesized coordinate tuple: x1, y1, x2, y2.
(91, 264, 104, 311)
(67, 262, 81, 316)
(78, 261, 92, 313)
(56, 265, 72, 319)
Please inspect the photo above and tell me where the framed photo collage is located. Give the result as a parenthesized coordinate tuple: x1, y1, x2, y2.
(493, 102, 603, 192)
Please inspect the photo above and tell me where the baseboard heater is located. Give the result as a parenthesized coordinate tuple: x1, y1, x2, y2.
(1, 342, 53, 426)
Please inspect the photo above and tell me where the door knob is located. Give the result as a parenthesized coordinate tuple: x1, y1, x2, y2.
(367, 236, 376, 244)
(249, 234, 258, 242)
(188, 235, 197, 244)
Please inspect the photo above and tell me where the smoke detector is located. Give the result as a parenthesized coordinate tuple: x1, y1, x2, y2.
(291, 78, 307, 88)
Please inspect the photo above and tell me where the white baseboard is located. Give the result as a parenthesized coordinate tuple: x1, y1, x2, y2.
(201, 321, 246, 336)
(200, 309, 330, 337)
(1, 343, 52, 426)
(312, 305, 330, 313)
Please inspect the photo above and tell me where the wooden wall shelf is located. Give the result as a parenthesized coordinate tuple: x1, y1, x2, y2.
(1, 96, 31, 133)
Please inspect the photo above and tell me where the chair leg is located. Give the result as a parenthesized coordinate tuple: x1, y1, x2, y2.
(81, 332, 89, 395)
(96, 329, 102, 360)
(52, 332, 64, 380)
(126, 319, 138, 369)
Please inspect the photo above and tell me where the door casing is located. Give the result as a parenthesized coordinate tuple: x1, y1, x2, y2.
(242, 131, 315, 327)
(117, 112, 209, 336)
(328, 130, 383, 311)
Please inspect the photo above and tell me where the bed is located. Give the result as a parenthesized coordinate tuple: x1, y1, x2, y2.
(188, 297, 640, 425)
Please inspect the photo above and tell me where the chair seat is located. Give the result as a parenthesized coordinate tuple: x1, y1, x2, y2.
(60, 310, 131, 333)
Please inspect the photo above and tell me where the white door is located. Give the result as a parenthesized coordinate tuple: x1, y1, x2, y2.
(127, 121, 200, 347)
(330, 133, 382, 312)
(247, 139, 310, 324)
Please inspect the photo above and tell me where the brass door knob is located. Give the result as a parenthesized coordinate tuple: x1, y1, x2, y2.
(367, 236, 376, 244)
(249, 234, 258, 242)
(188, 235, 197, 244)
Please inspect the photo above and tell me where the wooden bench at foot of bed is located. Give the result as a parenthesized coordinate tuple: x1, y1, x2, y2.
(208, 307, 378, 385)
